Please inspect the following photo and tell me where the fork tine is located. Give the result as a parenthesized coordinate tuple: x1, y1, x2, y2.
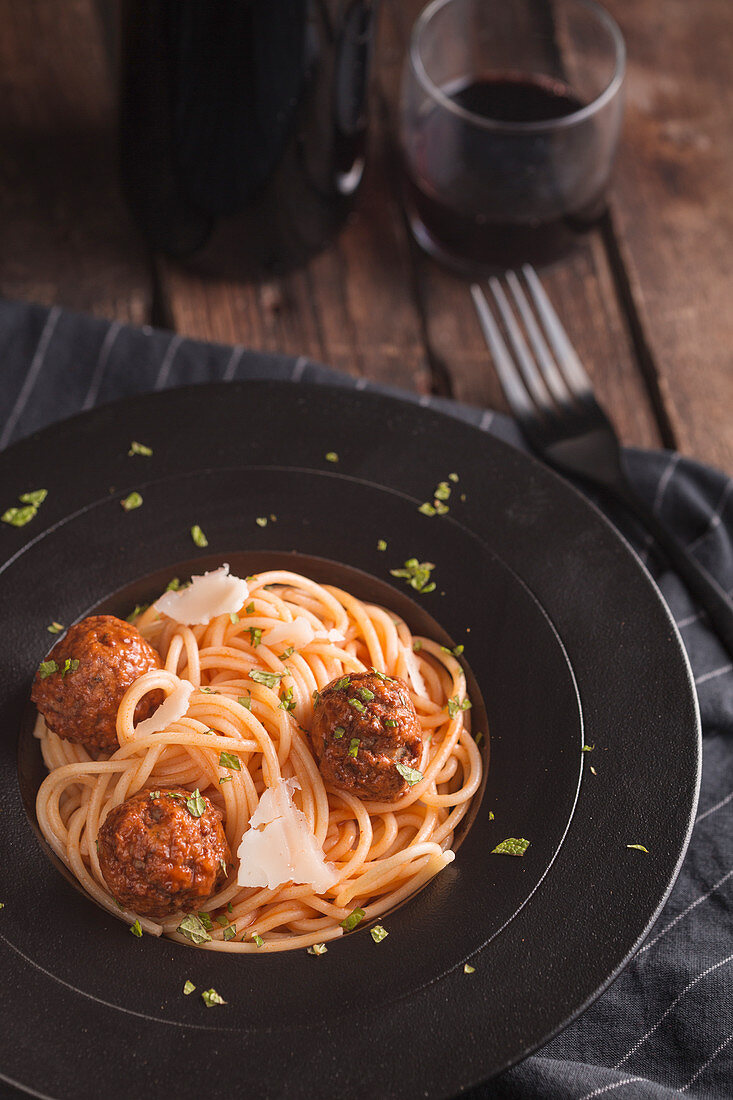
(488, 277, 554, 412)
(470, 284, 536, 422)
(505, 271, 574, 409)
(521, 264, 594, 399)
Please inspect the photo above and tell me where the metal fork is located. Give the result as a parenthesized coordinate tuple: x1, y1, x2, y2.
(471, 264, 733, 660)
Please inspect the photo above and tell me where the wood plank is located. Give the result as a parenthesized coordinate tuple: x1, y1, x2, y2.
(383, 0, 662, 450)
(157, 4, 431, 392)
(0, 0, 151, 323)
(602, 0, 733, 474)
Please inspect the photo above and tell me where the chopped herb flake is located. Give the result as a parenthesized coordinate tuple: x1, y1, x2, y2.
(348, 737, 360, 757)
(325, 452, 339, 463)
(125, 604, 148, 623)
(582, 744, 595, 752)
(128, 441, 153, 457)
(447, 696, 472, 718)
(61, 657, 79, 677)
(248, 627, 262, 648)
(357, 687, 375, 702)
(216, 914, 229, 927)
(185, 789, 206, 818)
(464, 963, 475, 974)
(245, 601, 255, 614)
(219, 776, 232, 784)
(219, 751, 241, 771)
(341, 908, 365, 932)
(2, 505, 38, 527)
(237, 695, 252, 710)
(488, 811, 495, 820)
(332, 676, 351, 691)
(434, 481, 451, 501)
(627, 844, 649, 853)
(252, 934, 264, 948)
(183, 980, 196, 995)
(166, 577, 182, 591)
(121, 491, 143, 512)
(395, 762, 423, 785)
(412, 640, 422, 652)
(492, 838, 530, 857)
(383, 718, 398, 728)
(223, 925, 237, 941)
(590, 766, 597, 776)
(278, 686, 296, 712)
(230, 612, 240, 624)
(197, 912, 213, 931)
(249, 669, 284, 689)
(38, 660, 58, 679)
(333, 726, 345, 739)
(191, 524, 208, 547)
(130, 920, 143, 938)
(390, 558, 436, 594)
(307, 943, 328, 955)
(47, 621, 64, 634)
(255, 516, 268, 527)
(377, 539, 387, 551)
(370, 925, 389, 943)
(449, 473, 459, 483)
(201, 988, 226, 1007)
(20, 489, 47, 507)
(280, 646, 294, 659)
(418, 502, 436, 517)
(348, 697, 366, 713)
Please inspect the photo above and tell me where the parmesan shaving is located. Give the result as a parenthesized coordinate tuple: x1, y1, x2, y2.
(133, 679, 194, 737)
(263, 617, 315, 649)
(237, 778, 338, 892)
(153, 564, 249, 626)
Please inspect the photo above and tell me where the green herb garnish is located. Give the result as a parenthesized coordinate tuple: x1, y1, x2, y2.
(249, 669, 284, 689)
(245, 601, 255, 614)
(332, 676, 351, 691)
(130, 920, 143, 938)
(47, 621, 64, 634)
(492, 838, 530, 857)
(230, 612, 240, 624)
(627, 844, 649, 853)
(333, 726, 345, 739)
(447, 696, 472, 718)
(434, 481, 451, 501)
(219, 752, 241, 771)
(238, 695, 252, 710)
(279, 646, 294, 659)
(121, 491, 143, 512)
(191, 524, 208, 547)
(197, 912, 213, 931)
(307, 943, 328, 955)
(395, 762, 423, 786)
(185, 789, 206, 817)
(2, 505, 37, 527)
(125, 604, 148, 623)
(255, 517, 268, 527)
(412, 640, 422, 652)
(61, 657, 79, 677)
(418, 502, 436, 517)
(183, 980, 195, 995)
(377, 539, 387, 551)
(348, 738, 360, 757)
(348, 697, 366, 713)
(370, 925, 388, 943)
(166, 577, 182, 591)
(582, 744, 595, 752)
(390, 558, 436, 594)
(201, 988, 226, 1007)
(340, 908, 365, 932)
(449, 473, 459, 483)
(219, 776, 232, 784)
(278, 687, 296, 712)
(38, 660, 58, 679)
(20, 489, 47, 507)
(383, 718, 398, 728)
(357, 687, 375, 702)
(248, 627, 262, 648)
(252, 934, 264, 948)
(464, 963, 475, 974)
(325, 452, 339, 463)
(223, 925, 237, 941)
(128, 441, 153, 457)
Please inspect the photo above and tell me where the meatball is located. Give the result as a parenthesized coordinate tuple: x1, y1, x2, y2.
(310, 671, 423, 802)
(31, 615, 162, 753)
(97, 787, 231, 919)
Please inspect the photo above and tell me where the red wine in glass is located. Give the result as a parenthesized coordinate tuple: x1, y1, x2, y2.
(404, 73, 607, 271)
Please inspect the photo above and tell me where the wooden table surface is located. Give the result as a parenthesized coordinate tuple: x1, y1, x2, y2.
(1, 0, 731, 474)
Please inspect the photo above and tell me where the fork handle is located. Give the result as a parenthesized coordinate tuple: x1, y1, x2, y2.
(611, 482, 733, 660)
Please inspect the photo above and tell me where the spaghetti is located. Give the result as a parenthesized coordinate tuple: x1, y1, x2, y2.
(34, 569, 483, 951)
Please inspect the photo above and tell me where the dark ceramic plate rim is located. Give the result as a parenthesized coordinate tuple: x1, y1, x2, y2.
(0, 380, 701, 1099)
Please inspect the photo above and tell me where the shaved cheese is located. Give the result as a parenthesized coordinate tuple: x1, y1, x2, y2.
(134, 679, 194, 737)
(263, 617, 315, 649)
(153, 564, 249, 625)
(314, 628, 346, 643)
(404, 646, 428, 698)
(237, 778, 338, 892)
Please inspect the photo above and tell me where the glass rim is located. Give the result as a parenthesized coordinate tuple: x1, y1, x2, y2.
(409, 0, 626, 134)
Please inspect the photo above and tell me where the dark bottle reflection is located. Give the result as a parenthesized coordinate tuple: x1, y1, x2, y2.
(119, 0, 378, 274)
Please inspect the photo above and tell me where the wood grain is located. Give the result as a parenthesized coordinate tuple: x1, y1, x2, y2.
(0, 0, 151, 323)
(603, 0, 733, 474)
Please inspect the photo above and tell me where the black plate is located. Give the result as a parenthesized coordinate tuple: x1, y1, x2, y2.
(0, 382, 700, 1100)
